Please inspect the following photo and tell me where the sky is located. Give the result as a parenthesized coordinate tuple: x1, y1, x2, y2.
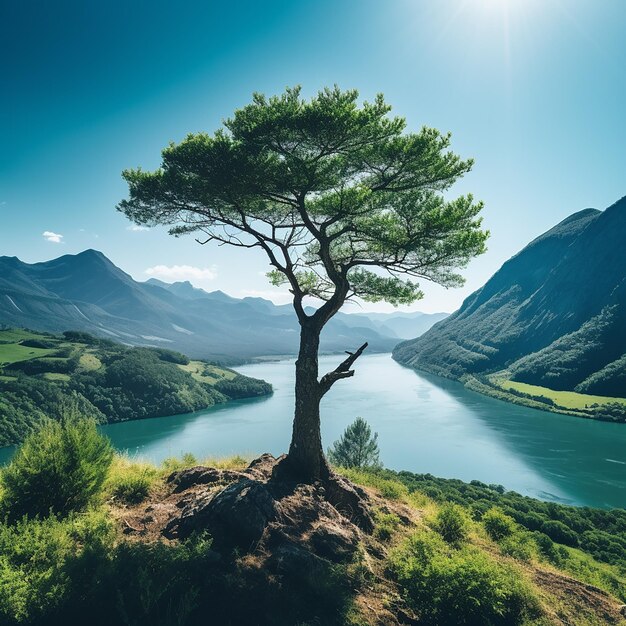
(1, 0, 625, 314)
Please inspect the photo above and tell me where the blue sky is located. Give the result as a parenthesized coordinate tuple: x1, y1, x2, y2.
(1, 0, 625, 313)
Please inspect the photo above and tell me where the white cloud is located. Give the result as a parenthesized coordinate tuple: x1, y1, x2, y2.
(127, 225, 149, 232)
(43, 231, 64, 243)
(145, 264, 217, 282)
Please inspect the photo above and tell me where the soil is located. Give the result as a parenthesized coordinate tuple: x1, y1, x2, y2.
(110, 455, 626, 626)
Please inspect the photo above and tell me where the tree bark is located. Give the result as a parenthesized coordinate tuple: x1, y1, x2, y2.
(286, 320, 329, 481)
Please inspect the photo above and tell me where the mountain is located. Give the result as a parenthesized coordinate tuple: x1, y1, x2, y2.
(393, 197, 626, 407)
(0, 250, 399, 360)
(336, 310, 449, 340)
(150, 279, 448, 339)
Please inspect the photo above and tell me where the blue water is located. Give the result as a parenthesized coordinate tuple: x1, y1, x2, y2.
(2, 354, 625, 508)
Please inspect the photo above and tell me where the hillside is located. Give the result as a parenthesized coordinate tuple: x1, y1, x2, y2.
(393, 197, 626, 420)
(0, 328, 271, 446)
(1, 444, 626, 625)
(0, 250, 398, 360)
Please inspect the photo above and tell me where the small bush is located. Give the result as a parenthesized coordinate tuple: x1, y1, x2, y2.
(160, 453, 199, 475)
(389, 531, 541, 625)
(482, 507, 517, 541)
(432, 504, 469, 545)
(328, 417, 381, 469)
(540, 519, 579, 547)
(373, 510, 401, 541)
(499, 533, 536, 562)
(0, 510, 114, 624)
(110, 472, 153, 505)
(0, 413, 113, 521)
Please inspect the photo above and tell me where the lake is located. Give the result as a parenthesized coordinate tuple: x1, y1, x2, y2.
(3, 353, 625, 509)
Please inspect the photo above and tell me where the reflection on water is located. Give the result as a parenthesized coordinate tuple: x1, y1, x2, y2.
(1, 354, 624, 509)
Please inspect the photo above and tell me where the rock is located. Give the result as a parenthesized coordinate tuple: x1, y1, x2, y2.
(165, 478, 277, 550)
(620, 604, 626, 617)
(246, 453, 282, 480)
(309, 522, 359, 562)
(166, 466, 245, 493)
(266, 539, 327, 577)
(324, 473, 374, 533)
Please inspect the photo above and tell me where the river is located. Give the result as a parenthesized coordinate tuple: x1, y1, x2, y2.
(3, 353, 625, 509)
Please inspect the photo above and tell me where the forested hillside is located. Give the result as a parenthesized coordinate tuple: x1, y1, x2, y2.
(0, 328, 271, 446)
(393, 198, 626, 419)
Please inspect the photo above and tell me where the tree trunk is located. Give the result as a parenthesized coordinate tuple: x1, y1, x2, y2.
(286, 320, 329, 481)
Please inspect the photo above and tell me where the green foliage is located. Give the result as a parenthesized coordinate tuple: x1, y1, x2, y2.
(0, 329, 272, 445)
(0, 377, 102, 447)
(373, 509, 401, 541)
(482, 507, 517, 541)
(0, 510, 114, 624)
(213, 373, 273, 399)
(539, 519, 579, 547)
(379, 469, 626, 569)
(389, 531, 541, 625)
(577, 353, 626, 397)
(431, 503, 469, 545)
(328, 417, 382, 470)
(119, 85, 487, 311)
(105, 461, 158, 505)
(0, 413, 113, 521)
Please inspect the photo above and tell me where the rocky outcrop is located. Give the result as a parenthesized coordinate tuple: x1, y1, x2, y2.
(163, 455, 367, 563)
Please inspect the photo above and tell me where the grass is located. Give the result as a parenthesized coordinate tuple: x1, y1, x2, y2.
(42, 373, 71, 382)
(1, 446, 625, 625)
(0, 329, 40, 343)
(78, 353, 102, 371)
(177, 360, 237, 384)
(494, 378, 626, 410)
(0, 343, 55, 365)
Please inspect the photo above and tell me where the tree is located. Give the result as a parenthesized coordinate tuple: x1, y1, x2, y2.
(1, 408, 113, 521)
(328, 417, 381, 469)
(118, 87, 488, 481)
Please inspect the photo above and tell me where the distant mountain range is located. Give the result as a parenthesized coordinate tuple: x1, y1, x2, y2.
(394, 197, 626, 401)
(0, 250, 446, 360)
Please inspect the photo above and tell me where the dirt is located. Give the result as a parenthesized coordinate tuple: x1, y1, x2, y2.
(110, 455, 626, 626)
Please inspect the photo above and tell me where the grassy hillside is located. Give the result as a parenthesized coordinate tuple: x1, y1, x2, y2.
(0, 328, 272, 446)
(0, 443, 625, 625)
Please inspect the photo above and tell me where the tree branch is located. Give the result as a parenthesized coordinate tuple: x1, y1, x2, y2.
(318, 342, 368, 396)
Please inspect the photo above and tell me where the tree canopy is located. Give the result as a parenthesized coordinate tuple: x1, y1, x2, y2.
(119, 86, 488, 324)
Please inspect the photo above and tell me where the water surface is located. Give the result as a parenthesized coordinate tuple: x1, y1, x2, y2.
(3, 354, 625, 508)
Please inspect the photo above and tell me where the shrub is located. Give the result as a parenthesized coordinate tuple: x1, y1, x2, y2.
(328, 417, 381, 469)
(109, 471, 154, 505)
(499, 533, 536, 562)
(389, 531, 541, 625)
(0, 510, 114, 624)
(482, 508, 517, 541)
(540, 520, 580, 547)
(0, 412, 113, 521)
(432, 504, 469, 545)
(373, 510, 401, 541)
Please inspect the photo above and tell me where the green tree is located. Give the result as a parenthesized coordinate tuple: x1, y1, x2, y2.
(328, 417, 382, 469)
(0, 409, 113, 521)
(118, 87, 488, 481)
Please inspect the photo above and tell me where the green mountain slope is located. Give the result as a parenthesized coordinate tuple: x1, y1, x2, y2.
(393, 197, 626, 418)
(0, 328, 272, 446)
